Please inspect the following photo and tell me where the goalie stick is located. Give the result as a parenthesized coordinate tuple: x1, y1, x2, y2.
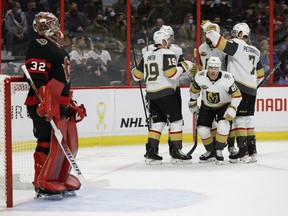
(257, 49, 288, 88)
(21, 65, 109, 189)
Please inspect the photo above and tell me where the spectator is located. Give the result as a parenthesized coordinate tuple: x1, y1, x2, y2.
(86, 57, 110, 86)
(171, 0, 192, 24)
(4, 1, 27, 56)
(25, 0, 38, 44)
(178, 13, 196, 44)
(69, 37, 89, 86)
(112, 0, 126, 14)
(107, 44, 125, 85)
(65, 2, 88, 38)
(209, 0, 232, 23)
(150, 17, 164, 41)
(259, 39, 279, 84)
(109, 12, 127, 41)
(86, 13, 109, 36)
(137, 0, 153, 23)
(88, 42, 112, 67)
(278, 66, 288, 85)
(104, 6, 117, 27)
(83, 0, 103, 22)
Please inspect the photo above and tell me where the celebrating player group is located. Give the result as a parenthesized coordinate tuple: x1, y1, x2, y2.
(132, 19, 264, 165)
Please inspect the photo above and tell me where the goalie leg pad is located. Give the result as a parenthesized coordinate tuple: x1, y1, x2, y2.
(35, 119, 68, 193)
(58, 117, 81, 190)
(64, 174, 81, 191)
(34, 151, 66, 193)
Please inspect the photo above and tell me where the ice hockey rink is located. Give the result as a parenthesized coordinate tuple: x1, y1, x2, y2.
(1, 140, 288, 216)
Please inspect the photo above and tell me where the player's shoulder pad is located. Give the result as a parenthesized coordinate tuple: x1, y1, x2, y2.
(36, 38, 48, 45)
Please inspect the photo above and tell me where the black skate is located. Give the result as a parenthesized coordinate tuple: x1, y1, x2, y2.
(229, 145, 249, 163)
(170, 149, 192, 164)
(228, 146, 238, 155)
(144, 148, 163, 165)
(199, 151, 216, 163)
(34, 189, 63, 200)
(247, 139, 257, 162)
(215, 150, 224, 165)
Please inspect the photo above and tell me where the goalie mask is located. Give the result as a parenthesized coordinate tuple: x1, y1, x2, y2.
(160, 25, 174, 40)
(232, 22, 250, 38)
(153, 30, 171, 48)
(33, 12, 63, 40)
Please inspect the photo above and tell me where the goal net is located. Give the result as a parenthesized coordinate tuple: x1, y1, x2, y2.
(0, 75, 35, 208)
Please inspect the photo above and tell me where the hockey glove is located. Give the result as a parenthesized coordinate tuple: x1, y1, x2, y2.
(190, 63, 198, 76)
(188, 99, 198, 114)
(179, 60, 193, 73)
(201, 20, 216, 33)
(224, 106, 237, 121)
(68, 101, 87, 123)
(37, 101, 53, 121)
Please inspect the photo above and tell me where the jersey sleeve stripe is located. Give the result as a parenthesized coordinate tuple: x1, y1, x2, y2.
(132, 68, 144, 80)
(25, 58, 52, 68)
(164, 68, 177, 78)
(216, 36, 228, 51)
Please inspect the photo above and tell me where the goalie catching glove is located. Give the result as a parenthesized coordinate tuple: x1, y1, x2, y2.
(201, 20, 217, 33)
(224, 105, 237, 121)
(188, 99, 198, 114)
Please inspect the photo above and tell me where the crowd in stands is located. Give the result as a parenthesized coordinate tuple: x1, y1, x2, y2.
(1, 0, 288, 86)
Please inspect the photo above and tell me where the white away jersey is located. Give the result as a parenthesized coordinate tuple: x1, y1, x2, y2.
(191, 70, 240, 108)
(134, 48, 179, 99)
(199, 42, 226, 70)
(142, 44, 183, 63)
(206, 30, 264, 95)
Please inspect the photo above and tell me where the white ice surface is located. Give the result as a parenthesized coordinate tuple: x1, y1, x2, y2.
(1, 140, 288, 216)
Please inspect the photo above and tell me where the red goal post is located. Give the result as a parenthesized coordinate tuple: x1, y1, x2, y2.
(0, 75, 35, 208)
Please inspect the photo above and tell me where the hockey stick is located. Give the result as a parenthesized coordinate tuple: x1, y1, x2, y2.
(187, 49, 199, 156)
(145, 8, 156, 51)
(257, 50, 288, 88)
(131, 31, 150, 130)
(21, 65, 109, 189)
(187, 110, 198, 156)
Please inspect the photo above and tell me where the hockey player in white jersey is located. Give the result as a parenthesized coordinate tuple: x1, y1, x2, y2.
(188, 56, 242, 164)
(132, 30, 195, 164)
(201, 21, 264, 163)
(141, 25, 197, 157)
(198, 23, 227, 71)
(198, 23, 231, 153)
